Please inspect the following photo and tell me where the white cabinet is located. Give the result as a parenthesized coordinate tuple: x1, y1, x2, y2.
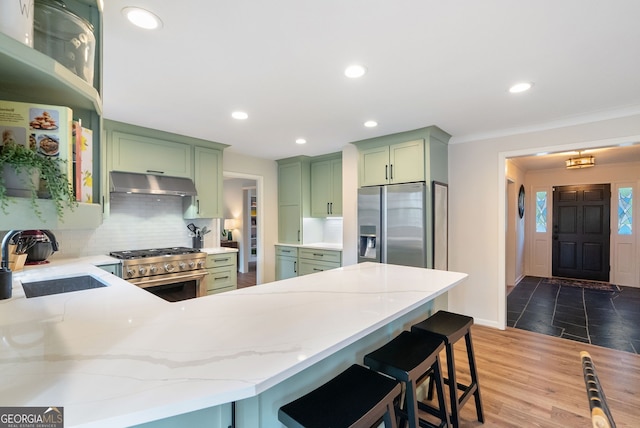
(184, 146, 223, 219)
(203, 252, 237, 295)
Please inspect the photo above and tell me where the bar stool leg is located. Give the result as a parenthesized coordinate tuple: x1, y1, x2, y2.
(466, 330, 484, 423)
(444, 342, 461, 428)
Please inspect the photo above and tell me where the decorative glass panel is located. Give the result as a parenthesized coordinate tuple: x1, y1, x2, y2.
(535, 191, 547, 233)
(618, 187, 632, 235)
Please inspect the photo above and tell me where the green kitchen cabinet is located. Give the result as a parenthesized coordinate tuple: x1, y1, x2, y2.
(184, 146, 223, 219)
(277, 157, 310, 244)
(275, 246, 298, 280)
(353, 126, 451, 188)
(358, 140, 424, 186)
(0, 1, 104, 230)
(203, 252, 237, 295)
(310, 154, 342, 217)
(104, 120, 228, 218)
(110, 131, 192, 178)
(353, 126, 450, 268)
(298, 248, 342, 276)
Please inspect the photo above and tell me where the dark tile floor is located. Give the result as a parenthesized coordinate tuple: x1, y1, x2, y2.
(507, 276, 640, 354)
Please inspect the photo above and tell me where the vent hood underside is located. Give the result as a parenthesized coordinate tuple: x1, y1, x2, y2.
(110, 171, 197, 196)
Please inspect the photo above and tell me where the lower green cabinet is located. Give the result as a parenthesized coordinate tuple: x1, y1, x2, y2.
(298, 248, 341, 276)
(275, 246, 298, 280)
(203, 252, 237, 295)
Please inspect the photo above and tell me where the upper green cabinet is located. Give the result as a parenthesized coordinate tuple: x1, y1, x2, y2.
(184, 146, 222, 219)
(110, 132, 192, 178)
(359, 140, 424, 187)
(311, 154, 342, 217)
(353, 127, 451, 188)
(0, 0, 104, 230)
(277, 157, 310, 244)
(105, 120, 227, 219)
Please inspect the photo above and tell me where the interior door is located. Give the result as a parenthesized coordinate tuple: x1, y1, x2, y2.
(552, 184, 611, 281)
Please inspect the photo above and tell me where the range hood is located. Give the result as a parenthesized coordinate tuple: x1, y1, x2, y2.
(110, 171, 197, 196)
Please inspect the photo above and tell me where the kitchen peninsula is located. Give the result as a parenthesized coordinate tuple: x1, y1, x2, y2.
(0, 261, 467, 427)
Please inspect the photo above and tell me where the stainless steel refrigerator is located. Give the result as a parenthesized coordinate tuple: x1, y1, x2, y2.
(357, 182, 427, 268)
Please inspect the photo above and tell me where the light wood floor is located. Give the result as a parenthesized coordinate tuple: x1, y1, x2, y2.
(237, 261, 256, 289)
(444, 325, 640, 427)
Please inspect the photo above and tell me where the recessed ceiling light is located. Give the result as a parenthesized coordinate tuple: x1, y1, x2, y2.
(509, 82, 533, 93)
(364, 120, 378, 128)
(122, 7, 163, 30)
(345, 64, 367, 78)
(231, 111, 248, 120)
(295, 138, 307, 145)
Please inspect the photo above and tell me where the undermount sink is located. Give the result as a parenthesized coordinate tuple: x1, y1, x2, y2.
(21, 275, 108, 298)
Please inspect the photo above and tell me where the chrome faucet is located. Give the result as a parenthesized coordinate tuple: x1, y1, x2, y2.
(1, 230, 59, 300)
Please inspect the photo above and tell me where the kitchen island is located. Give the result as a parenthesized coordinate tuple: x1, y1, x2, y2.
(0, 262, 467, 427)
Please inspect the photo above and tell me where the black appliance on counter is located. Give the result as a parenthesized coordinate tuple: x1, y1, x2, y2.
(110, 247, 207, 302)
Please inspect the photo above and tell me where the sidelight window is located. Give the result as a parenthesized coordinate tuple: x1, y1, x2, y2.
(535, 191, 547, 233)
(618, 187, 633, 235)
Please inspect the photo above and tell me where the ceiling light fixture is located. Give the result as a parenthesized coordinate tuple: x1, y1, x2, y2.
(122, 7, 163, 30)
(509, 82, 533, 93)
(295, 138, 307, 145)
(344, 64, 367, 78)
(231, 111, 248, 120)
(364, 120, 378, 128)
(566, 152, 595, 169)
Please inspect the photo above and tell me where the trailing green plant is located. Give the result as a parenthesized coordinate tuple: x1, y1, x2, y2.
(0, 143, 77, 221)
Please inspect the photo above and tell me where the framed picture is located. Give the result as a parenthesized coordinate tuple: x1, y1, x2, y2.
(432, 181, 448, 270)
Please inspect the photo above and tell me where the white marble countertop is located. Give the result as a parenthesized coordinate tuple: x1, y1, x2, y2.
(0, 262, 466, 427)
(201, 247, 239, 254)
(275, 242, 343, 251)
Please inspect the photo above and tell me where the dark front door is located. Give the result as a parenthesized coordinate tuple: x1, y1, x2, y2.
(552, 184, 611, 281)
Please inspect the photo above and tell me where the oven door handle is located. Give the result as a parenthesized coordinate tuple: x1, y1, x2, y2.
(130, 271, 208, 288)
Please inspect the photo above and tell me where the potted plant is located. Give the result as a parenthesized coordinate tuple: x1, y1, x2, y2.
(0, 143, 77, 221)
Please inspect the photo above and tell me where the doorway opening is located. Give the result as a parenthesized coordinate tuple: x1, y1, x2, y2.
(223, 172, 264, 286)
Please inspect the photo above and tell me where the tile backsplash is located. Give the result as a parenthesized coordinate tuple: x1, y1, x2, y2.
(50, 193, 219, 259)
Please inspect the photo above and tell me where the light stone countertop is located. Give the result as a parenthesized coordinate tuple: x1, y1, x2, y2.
(275, 242, 343, 251)
(0, 261, 466, 427)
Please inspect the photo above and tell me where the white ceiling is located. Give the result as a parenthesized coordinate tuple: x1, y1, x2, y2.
(102, 1, 640, 164)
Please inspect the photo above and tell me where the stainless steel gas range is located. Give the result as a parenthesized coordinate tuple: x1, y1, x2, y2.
(110, 247, 207, 302)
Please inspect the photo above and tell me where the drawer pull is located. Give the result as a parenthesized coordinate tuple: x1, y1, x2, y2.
(215, 257, 231, 262)
(313, 268, 323, 272)
(313, 253, 324, 257)
(147, 169, 164, 174)
(214, 276, 230, 280)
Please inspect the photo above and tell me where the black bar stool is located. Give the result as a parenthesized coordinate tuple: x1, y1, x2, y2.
(278, 364, 402, 428)
(364, 331, 450, 428)
(411, 311, 484, 428)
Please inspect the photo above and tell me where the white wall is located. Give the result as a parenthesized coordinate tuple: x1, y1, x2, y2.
(223, 151, 278, 284)
(448, 113, 640, 328)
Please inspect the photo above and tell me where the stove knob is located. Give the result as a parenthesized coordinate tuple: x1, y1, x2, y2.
(164, 263, 175, 273)
(138, 266, 147, 276)
(197, 260, 205, 269)
(126, 268, 135, 278)
(179, 262, 187, 270)
(149, 265, 157, 274)
(188, 261, 196, 268)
